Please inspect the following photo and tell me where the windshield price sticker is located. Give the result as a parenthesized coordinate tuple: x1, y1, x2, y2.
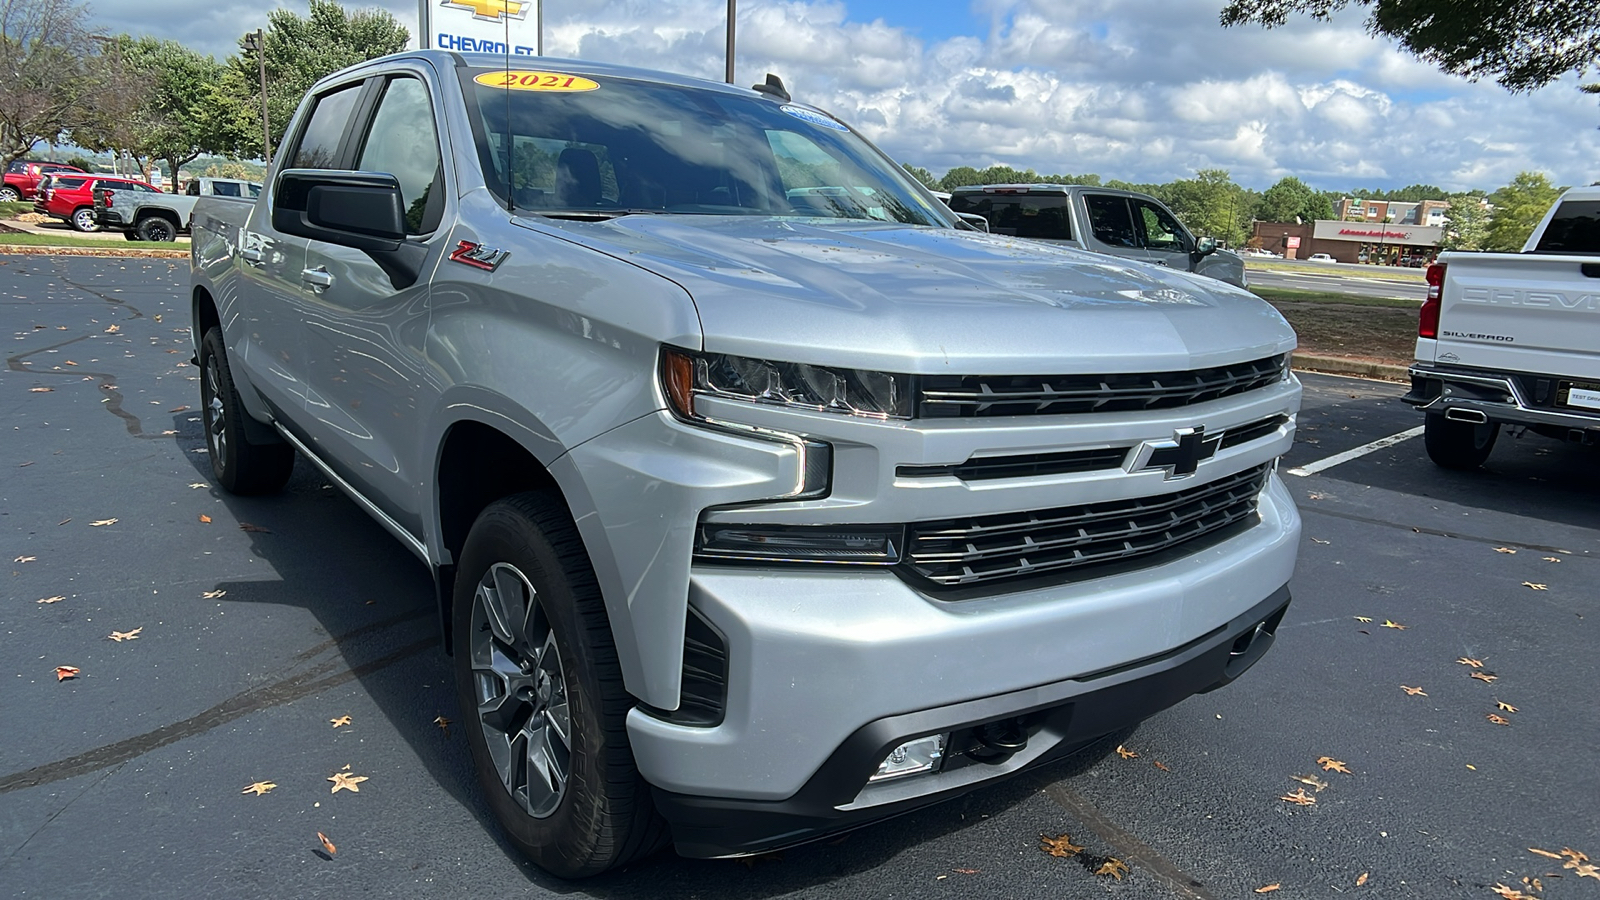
(474, 71, 600, 92)
(780, 105, 848, 132)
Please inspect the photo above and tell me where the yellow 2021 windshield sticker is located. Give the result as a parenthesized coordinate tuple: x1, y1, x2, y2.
(474, 71, 599, 92)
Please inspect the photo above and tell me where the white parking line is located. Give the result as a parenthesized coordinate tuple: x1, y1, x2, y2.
(1286, 425, 1425, 477)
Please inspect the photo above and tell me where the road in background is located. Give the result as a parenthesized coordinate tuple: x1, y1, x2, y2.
(3, 258, 1594, 898)
(1249, 265, 1427, 301)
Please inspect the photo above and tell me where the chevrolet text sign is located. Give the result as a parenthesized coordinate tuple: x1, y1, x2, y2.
(420, 0, 539, 55)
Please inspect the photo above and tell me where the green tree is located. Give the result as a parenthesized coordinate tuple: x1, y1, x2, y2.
(901, 164, 939, 189)
(939, 166, 984, 190)
(1438, 190, 1488, 250)
(1258, 176, 1314, 222)
(1164, 168, 1250, 245)
(1221, 1, 1600, 93)
(73, 37, 225, 192)
(0, 0, 103, 171)
(1484, 172, 1563, 251)
(212, 0, 408, 159)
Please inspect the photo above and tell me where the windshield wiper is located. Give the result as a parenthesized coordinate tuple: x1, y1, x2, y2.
(527, 209, 668, 221)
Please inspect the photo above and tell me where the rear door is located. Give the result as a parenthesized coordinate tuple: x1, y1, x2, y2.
(1078, 193, 1153, 264)
(297, 68, 450, 531)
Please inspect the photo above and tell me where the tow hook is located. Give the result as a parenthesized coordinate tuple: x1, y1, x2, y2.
(970, 718, 1029, 761)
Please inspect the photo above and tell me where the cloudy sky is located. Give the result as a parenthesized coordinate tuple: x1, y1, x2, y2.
(85, 0, 1600, 192)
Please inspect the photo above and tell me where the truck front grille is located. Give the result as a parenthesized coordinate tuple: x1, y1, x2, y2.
(918, 355, 1284, 417)
(904, 463, 1270, 588)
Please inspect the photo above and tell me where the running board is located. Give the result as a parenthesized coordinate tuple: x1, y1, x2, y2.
(272, 424, 432, 566)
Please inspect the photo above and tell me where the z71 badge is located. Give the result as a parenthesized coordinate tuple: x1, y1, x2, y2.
(449, 240, 510, 271)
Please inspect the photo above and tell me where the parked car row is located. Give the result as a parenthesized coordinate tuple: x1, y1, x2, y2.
(32, 174, 160, 232)
(95, 177, 260, 241)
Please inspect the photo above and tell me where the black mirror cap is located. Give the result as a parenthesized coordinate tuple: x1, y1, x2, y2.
(1191, 237, 1219, 262)
(271, 169, 424, 290)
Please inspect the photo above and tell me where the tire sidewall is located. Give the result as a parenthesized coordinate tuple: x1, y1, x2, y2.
(198, 329, 240, 489)
(138, 217, 175, 242)
(71, 207, 97, 232)
(451, 499, 617, 877)
(0, 187, 19, 202)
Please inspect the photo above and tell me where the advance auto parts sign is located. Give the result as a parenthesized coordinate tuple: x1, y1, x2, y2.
(423, 0, 538, 55)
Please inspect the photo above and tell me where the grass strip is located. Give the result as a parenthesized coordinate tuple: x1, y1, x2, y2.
(1250, 286, 1419, 309)
(1245, 259, 1425, 281)
(0, 232, 186, 251)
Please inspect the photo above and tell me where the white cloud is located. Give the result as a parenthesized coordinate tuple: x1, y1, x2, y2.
(77, 0, 1600, 192)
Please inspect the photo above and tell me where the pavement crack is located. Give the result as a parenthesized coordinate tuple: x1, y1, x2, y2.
(1042, 782, 1217, 900)
(1300, 505, 1593, 558)
(0, 763, 125, 867)
(0, 638, 434, 796)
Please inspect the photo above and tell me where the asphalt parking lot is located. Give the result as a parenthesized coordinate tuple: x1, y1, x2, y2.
(3, 256, 1596, 899)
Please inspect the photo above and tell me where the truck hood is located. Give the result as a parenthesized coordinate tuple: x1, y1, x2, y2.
(522, 216, 1295, 375)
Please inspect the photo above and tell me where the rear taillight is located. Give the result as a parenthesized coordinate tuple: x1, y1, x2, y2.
(1419, 263, 1445, 338)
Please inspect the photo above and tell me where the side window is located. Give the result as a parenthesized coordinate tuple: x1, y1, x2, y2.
(1534, 200, 1600, 253)
(213, 182, 241, 197)
(1084, 195, 1139, 248)
(1134, 200, 1189, 252)
(186, 181, 200, 196)
(356, 76, 443, 234)
(289, 84, 363, 169)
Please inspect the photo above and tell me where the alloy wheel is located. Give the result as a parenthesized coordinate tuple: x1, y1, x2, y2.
(202, 350, 228, 463)
(470, 562, 572, 819)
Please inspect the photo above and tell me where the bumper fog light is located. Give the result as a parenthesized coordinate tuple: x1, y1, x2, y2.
(870, 734, 948, 783)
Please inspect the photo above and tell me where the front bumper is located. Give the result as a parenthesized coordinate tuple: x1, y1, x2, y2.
(652, 584, 1290, 859)
(1403, 363, 1600, 432)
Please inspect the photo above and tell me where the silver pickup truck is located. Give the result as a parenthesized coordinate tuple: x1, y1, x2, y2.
(190, 51, 1302, 877)
(1404, 186, 1600, 467)
(96, 177, 261, 241)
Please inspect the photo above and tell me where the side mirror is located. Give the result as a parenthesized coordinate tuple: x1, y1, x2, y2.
(955, 211, 990, 233)
(1191, 236, 1218, 262)
(272, 169, 426, 289)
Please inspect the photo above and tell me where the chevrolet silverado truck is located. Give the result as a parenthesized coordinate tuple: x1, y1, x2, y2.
(190, 51, 1302, 877)
(97, 177, 260, 241)
(945, 183, 1249, 287)
(1404, 186, 1600, 468)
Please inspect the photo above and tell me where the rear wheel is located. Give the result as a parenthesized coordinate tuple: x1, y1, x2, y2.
(1424, 413, 1498, 470)
(198, 328, 294, 494)
(0, 186, 19, 202)
(71, 206, 98, 232)
(452, 494, 668, 878)
(135, 216, 177, 242)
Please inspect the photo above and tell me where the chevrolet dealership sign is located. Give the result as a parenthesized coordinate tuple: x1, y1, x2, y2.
(420, 0, 540, 55)
(1312, 220, 1443, 246)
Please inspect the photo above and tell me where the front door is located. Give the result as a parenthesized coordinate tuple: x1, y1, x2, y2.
(1079, 194, 1153, 265)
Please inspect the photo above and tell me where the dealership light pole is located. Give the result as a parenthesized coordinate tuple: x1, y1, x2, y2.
(726, 0, 736, 83)
(242, 29, 272, 166)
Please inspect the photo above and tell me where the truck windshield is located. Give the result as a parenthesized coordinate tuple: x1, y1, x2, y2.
(1534, 200, 1600, 254)
(464, 68, 950, 226)
(947, 193, 1073, 240)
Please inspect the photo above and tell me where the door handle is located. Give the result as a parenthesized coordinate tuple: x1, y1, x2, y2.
(301, 267, 334, 291)
(240, 247, 263, 266)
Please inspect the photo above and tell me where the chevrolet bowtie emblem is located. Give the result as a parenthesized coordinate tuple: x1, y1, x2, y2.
(441, 0, 528, 23)
(1142, 426, 1222, 479)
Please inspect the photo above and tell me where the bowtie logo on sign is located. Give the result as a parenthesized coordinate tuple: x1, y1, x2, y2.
(441, 0, 527, 23)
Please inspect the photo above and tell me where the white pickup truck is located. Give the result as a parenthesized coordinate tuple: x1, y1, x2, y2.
(1404, 186, 1600, 467)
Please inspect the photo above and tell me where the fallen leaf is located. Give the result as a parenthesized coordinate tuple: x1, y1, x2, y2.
(1291, 773, 1329, 792)
(433, 715, 451, 735)
(198, 514, 212, 524)
(57, 518, 69, 525)
(1471, 671, 1498, 683)
(1093, 858, 1130, 880)
(328, 771, 368, 794)
(1486, 714, 1511, 726)
(29, 386, 53, 393)
(239, 523, 271, 533)
(64, 360, 77, 366)
(1317, 757, 1352, 774)
(1574, 863, 1600, 880)
(202, 589, 226, 599)
(37, 596, 65, 604)
(89, 518, 118, 526)
(1307, 491, 1325, 500)
(1401, 685, 1427, 696)
(1497, 701, 1517, 713)
(1562, 848, 1591, 863)
(168, 405, 189, 412)
(55, 665, 80, 681)
(241, 781, 276, 796)
(1357, 871, 1369, 886)
(1311, 538, 1330, 544)
(317, 831, 337, 856)
(108, 628, 142, 642)
(1492, 884, 1535, 900)
(1458, 657, 1485, 668)
(1542, 557, 1561, 563)
(1280, 788, 1317, 805)
(13, 556, 36, 563)
(1494, 547, 1517, 554)
(189, 483, 208, 489)
(104, 325, 120, 333)
(330, 715, 352, 728)
(1353, 616, 1373, 623)
(1255, 885, 1281, 894)
(1153, 760, 1171, 772)
(953, 867, 979, 874)
(1381, 619, 1407, 630)
(1528, 848, 1564, 860)
(1040, 833, 1085, 858)
(1116, 745, 1138, 759)
(1522, 582, 1547, 591)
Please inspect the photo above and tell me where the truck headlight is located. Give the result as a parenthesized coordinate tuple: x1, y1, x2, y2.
(662, 348, 912, 420)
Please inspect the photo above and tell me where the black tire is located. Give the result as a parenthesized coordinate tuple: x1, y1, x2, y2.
(198, 328, 294, 494)
(1424, 412, 1498, 470)
(452, 494, 669, 878)
(135, 216, 177, 242)
(121, 229, 139, 241)
(70, 206, 98, 232)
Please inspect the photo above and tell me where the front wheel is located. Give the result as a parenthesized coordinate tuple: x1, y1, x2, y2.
(135, 216, 177, 242)
(71, 207, 98, 232)
(0, 186, 20, 202)
(1423, 413, 1498, 470)
(198, 328, 294, 494)
(452, 495, 668, 878)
